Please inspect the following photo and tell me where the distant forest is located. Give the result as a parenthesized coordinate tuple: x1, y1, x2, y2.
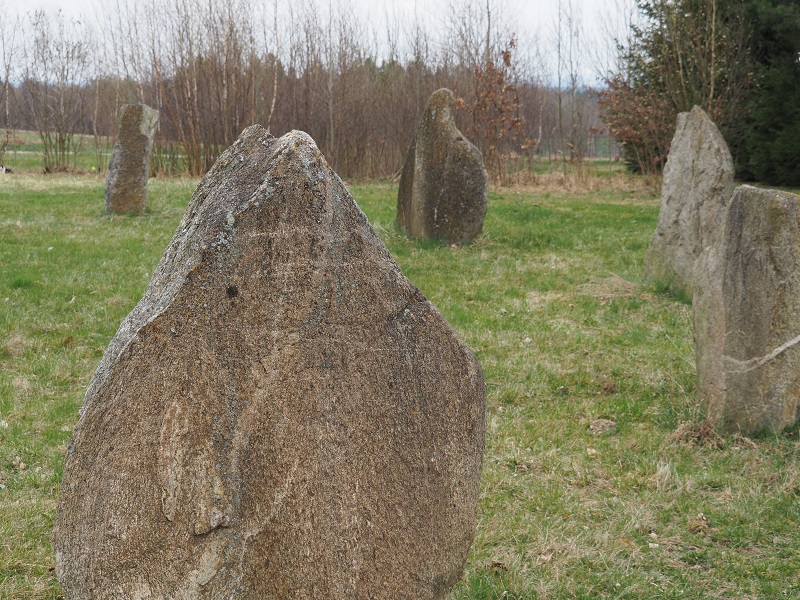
(0, 0, 608, 180)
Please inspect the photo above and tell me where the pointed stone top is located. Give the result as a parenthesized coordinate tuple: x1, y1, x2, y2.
(644, 106, 735, 294)
(397, 88, 488, 244)
(57, 126, 486, 599)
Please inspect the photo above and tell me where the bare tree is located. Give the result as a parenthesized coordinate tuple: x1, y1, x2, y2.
(470, 36, 528, 184)
(0, 1, 20, 164)
(553, 0, 587, 171)
(326, 0, 336, 160)
(441, 0, 530, 183)
(20, 10, 91, 172)
(261, 0, 280, 133)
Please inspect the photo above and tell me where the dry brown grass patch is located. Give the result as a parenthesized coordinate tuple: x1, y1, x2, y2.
(12, 376, 33, 396)
(578, 274, 660, 305)
(3, 333, 27, 358)
(668, 420, 725, 449)
(498, 169, 660, 197)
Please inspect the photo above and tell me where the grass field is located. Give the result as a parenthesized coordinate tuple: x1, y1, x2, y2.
(1, 172, 799, 599)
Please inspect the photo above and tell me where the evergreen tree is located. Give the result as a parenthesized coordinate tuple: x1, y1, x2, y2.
(736, 1, 800, 185)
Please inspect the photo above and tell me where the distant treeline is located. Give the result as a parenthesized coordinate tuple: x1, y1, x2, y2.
(0, 0, 610, 179)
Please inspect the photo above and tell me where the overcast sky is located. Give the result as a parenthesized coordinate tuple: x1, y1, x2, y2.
(7, 0, 624, 84)
(15, 0, 610, 27)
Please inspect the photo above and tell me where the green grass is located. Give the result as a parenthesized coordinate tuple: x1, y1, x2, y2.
(1, 174, 799, 599)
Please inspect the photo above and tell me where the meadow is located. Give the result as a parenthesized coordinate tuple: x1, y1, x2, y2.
(1, 168, 799, 599)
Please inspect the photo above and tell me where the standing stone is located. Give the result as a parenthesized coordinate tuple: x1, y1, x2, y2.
(644, 106, 735, 294)
(105, 103, 159, 214)
(55, 126, 486, 599)
(397, 88, 488, 244)
(694, 185, 800, 433)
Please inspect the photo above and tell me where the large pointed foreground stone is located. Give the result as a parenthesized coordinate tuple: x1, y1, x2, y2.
(695, 185, 800, 433)
(105, 103, 159, 214)
(55, 127, 486, 599)
(644, 106, 734, 293)
(397, 88, 488, 244)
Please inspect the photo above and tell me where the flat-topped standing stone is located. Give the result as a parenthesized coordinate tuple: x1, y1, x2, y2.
(105, 103, 159, 214)
(55, 126, 486, 599)
(694, 185, 800, 433)
(397, 88, 488, 244)
(644, 106, 735, 294)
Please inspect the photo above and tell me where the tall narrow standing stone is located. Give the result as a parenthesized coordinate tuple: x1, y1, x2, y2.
(55, 126, 486, 599)
(694, 185, 800, 433)
(105, 103, 159, 214)
(644, 106, 735, 294)
(397, 88, 488, 244)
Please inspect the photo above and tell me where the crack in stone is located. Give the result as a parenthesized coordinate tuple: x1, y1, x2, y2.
(723, 333, 800, 373)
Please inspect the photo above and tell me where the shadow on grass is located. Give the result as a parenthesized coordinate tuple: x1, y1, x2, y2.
(651, 278, 692, 305)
